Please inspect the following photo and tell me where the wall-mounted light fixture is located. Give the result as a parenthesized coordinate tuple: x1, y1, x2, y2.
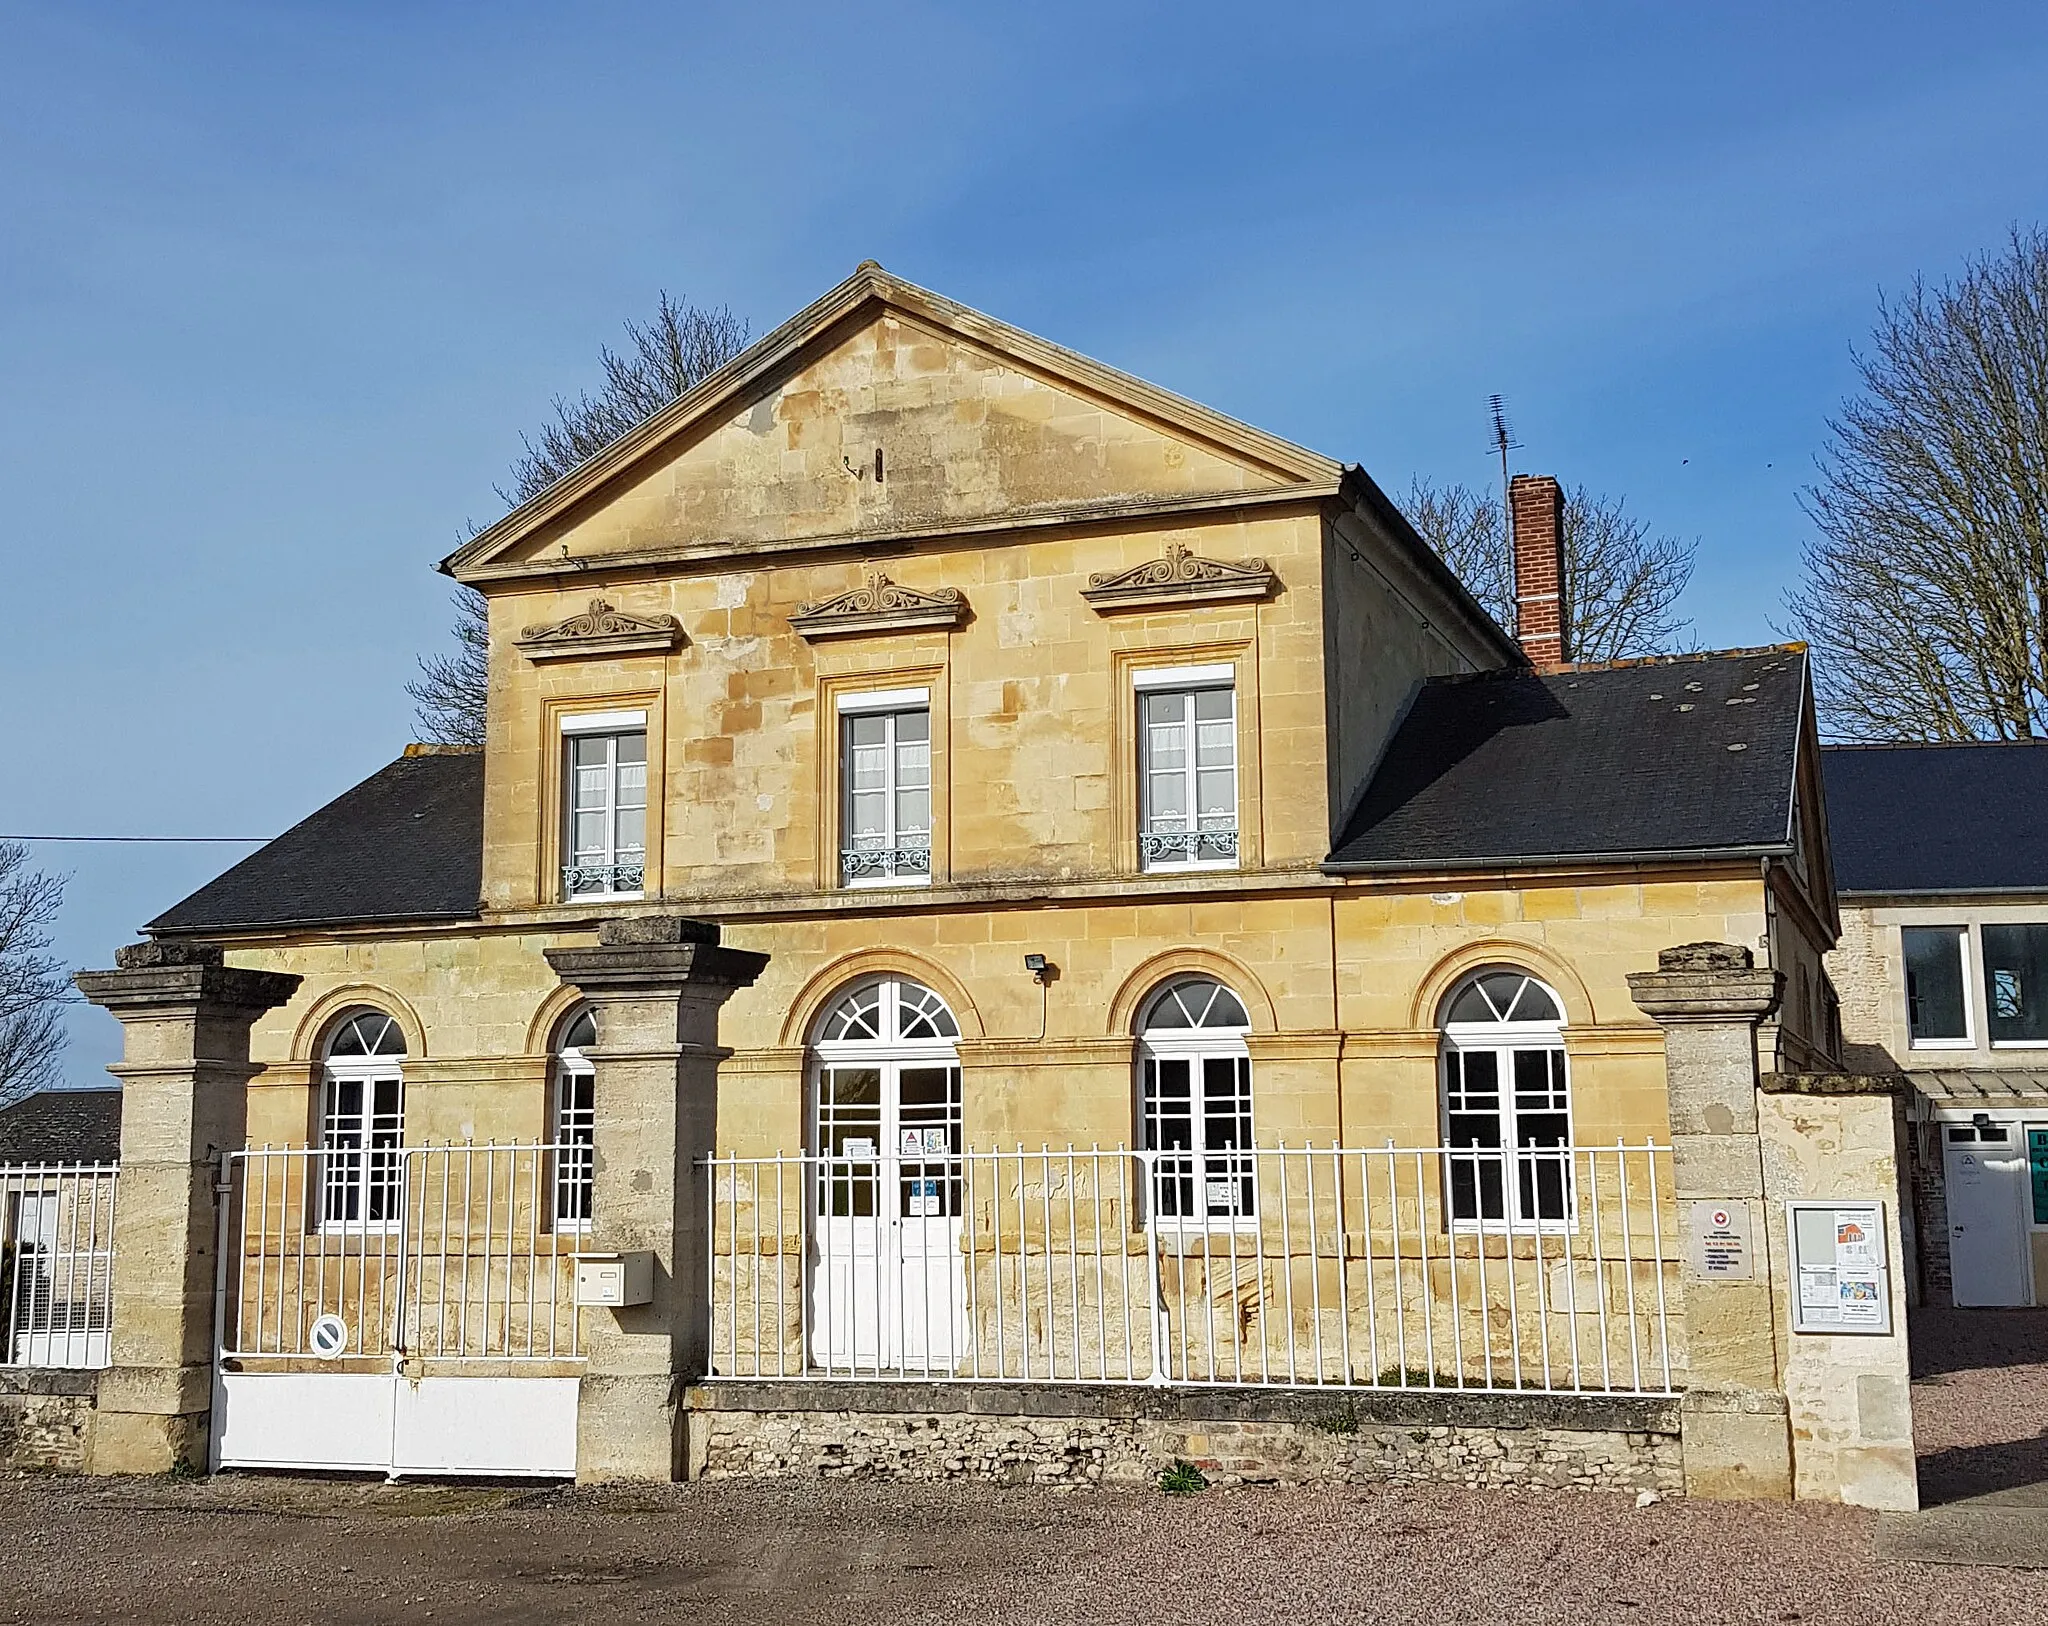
(1024, 953, 1050, 983)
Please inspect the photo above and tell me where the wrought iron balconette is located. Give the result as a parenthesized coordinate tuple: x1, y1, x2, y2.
(561, 862, 646, 898)
(1139, 827, 1239, 866)
(840, 844, 933, 884)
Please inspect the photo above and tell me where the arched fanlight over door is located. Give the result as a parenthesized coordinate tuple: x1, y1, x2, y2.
(1439, 969, 1571, 1227)
(320, 1007, 406, 1229)
(1138, 976, 1254, 1228)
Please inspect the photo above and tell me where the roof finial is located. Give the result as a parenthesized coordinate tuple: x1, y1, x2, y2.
(856, 259, 882, 273)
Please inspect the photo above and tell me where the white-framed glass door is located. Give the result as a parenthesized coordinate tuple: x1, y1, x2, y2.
(809, 978, 964, 1372)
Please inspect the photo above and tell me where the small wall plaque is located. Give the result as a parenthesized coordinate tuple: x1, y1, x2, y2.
(1686, 1200, 1754, 1280)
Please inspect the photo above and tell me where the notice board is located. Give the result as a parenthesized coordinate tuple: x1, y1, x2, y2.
(1786, 1201, 1892, 1335)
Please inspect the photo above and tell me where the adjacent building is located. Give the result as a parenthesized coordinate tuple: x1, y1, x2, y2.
(1824, 741, 2048, 1307)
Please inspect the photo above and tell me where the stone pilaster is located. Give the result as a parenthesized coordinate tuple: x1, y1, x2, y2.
(73, 941, 300, 1473)
(1627, 941, 1791, 1500)
(544, 916, 767, 1483)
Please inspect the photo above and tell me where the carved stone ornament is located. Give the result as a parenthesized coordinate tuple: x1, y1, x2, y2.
(515, 598, 685, 662)
(1080, 543, 1277, 611)
(788, 568, 967, 640)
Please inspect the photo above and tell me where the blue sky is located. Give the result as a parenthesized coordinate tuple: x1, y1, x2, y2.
(6, 1, 2048, 1087)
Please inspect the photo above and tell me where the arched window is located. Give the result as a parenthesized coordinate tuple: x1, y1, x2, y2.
(811, 978, 962, 1210)
(320, 1008, 406, 1229)
(1439, 969, 1571, 1226)
(553, 1008, 597, 1230)
(1138, 976, 1253, 1227)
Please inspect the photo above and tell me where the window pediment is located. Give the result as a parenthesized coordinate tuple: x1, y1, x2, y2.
(517, 598, 684, 663)
(790, 569, 966, 640)
(1082, 543, 1277, 612)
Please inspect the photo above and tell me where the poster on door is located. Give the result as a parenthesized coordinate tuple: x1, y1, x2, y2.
(1786, 1200, 1892, 1335)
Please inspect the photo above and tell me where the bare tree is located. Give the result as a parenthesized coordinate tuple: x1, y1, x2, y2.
(504, 291, 751, 505)
(1405, 479, 1696, 663)
(409, 293, 751, 745)
(1788, 228, 2048, 741)
(407, 585, 490, 748)
(0, 844, 69, 1105)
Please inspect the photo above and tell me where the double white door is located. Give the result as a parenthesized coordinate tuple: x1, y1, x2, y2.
(812, 1061, 964, 1372)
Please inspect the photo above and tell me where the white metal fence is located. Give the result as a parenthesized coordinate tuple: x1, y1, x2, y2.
(0, 1162, 118, 1370)
(218, 1144, 585, 1364)
(709, 1143, 1679, 1395)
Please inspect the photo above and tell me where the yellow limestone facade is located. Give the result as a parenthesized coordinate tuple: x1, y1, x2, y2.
(137, 269, 1856, 1491)
(216, 268, 1838, 1157)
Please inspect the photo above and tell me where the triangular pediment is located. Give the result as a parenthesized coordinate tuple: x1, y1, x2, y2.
(447, 266, 1342, 579)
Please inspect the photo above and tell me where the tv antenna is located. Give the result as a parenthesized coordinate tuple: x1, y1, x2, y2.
(1488, 394, 1519, 517)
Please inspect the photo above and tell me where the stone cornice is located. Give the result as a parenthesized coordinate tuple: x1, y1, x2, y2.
(788, 568, 966, 640)
(516, 597, 684, 662)
(452, 484, 1340, 586)
(1081, 542, 1278, 611)
(1626, 943, 1782, 1026)
(545, 915, 768, 997)
(76, 942, 301, 1019)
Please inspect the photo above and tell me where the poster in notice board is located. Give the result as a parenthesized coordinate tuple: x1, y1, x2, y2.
(1787, 1201, 1892, 1336)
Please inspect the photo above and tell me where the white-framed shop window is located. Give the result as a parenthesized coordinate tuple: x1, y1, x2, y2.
(319, 1009, 407, 1231)
(552, 1007, 596, 1231)
(1138, 977, 1255, 1230)
(561, 711, 647, 901)
(1135, 665, 1238, 872)
(1438, 969, 1572, 1229)
(1902, 925, 1973, 1048)
(838, 688, 932, 889)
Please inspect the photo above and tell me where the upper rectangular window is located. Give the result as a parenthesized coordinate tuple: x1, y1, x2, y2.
(1138, 680, 1238, 871)
(1903, 926, 1970, 1046)
(1983, 924, 2048, 1044)
(562, 725, 646, 900)
(840, 693, 931, 888)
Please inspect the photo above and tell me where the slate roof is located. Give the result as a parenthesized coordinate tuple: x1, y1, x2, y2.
(1325, 647, 1808, 872)
(0, 1090, 122, 1164)
(1820, 741, 2048, 896)
(148, 749, 484, 935)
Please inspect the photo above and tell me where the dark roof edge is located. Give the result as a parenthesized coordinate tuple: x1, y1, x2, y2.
(1339, 465, 1526, 670)
(1322, 842, 1792, 876)
(148, 905, 481, 938)
(1836, 886, 2048, 901)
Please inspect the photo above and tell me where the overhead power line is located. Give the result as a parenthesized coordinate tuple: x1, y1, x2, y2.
(0, 834, 269, 844)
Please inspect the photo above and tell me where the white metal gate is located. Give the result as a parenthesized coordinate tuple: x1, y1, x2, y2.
(212, 1143, 584, 1477)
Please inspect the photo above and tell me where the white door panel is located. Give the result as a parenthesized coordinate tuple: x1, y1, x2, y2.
(1947, 1132, 2031, 1307)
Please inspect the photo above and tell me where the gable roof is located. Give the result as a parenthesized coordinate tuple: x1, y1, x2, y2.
(0, 1090, 121, 1164)
(1326, 648, 1808, 872)
(1821, 742, 2048, 896)
(442, 263, 1345, 582)
(148, 749, 483, 936)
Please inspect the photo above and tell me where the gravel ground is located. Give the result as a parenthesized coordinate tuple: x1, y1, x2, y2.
(1, 1470, 2044, 1626)
(1911, 1307, 2048, 1506)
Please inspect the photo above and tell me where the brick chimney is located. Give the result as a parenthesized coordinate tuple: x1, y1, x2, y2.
(1509, 474, 1568, 669)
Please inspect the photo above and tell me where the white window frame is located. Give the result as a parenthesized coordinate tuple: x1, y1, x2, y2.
(1134, 664, 1239, 874)
(560, 712, 648, 902)
(1903, 924, 1974, 1050)
(552, 1012, 596, 1233)
(1438, 973, 1574, 1234)
(318, 1015, 406, 1235)
(836, 688, 933, 891)
(1137, 980, 1256, 1237)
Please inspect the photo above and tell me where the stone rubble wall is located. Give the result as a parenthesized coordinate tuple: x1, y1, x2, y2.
(0, 1373, 97, 1472)
(693, 1406, 1680, 1494)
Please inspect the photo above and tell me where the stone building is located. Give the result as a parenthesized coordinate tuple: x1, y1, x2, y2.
(68, 265, 1909, 1503)
(1824, 741, 2048, 1307)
